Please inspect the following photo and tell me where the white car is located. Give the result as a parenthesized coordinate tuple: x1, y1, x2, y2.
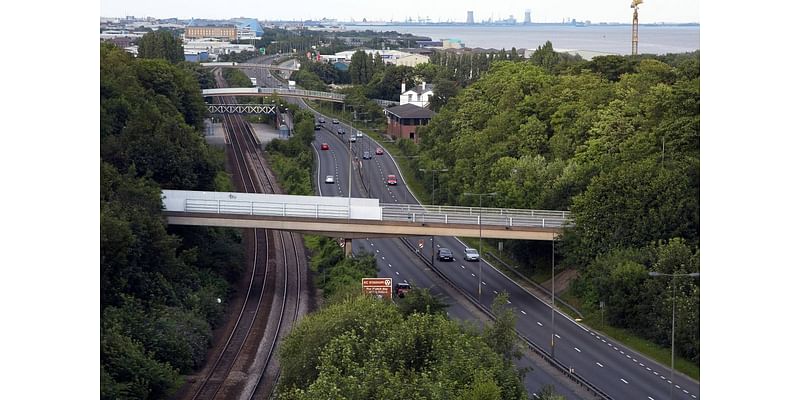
(356, 131, 363, 138)
(464, 248, 480, 261)
(332, 119, 339, 124)
(325, 175, 335, 184)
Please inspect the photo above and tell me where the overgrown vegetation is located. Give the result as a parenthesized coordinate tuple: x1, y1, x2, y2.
(395, 50, 701, 365)
(101, 43, 244, 399)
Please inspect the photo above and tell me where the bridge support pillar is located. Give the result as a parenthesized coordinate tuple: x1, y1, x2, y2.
(344, 239, 353, 257)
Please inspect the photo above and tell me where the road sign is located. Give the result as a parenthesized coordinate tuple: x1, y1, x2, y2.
(362, 278, 392, 299)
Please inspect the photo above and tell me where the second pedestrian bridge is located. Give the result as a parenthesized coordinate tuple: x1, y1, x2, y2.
(163, 190, 571, 241)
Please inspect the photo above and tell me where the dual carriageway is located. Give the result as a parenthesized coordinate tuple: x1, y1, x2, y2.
(184, 58, 700, 399)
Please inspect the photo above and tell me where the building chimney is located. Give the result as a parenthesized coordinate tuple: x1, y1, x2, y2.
(421, 81, 426, 90)
(401, 82, 406, 93)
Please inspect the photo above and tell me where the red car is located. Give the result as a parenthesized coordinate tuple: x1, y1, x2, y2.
(375, 147, 384, 155)
(320, 143, 329, 150)
(386, 174, 397, 185)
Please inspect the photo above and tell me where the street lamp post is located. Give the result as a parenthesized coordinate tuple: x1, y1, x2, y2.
(648, 270, 700, 400)
(464, 192, 497, 301)
(420, 168, 448, 266)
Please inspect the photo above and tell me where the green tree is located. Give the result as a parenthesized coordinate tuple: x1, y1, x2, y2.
(137, 30, 184, 63)
(396, 288, 448, 316)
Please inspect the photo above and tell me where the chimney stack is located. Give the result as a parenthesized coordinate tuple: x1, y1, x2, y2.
(401, 82, 406, 93)
(421, 81, 426, 90)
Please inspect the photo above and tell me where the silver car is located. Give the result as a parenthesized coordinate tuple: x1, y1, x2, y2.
(464, 248, 480, 261)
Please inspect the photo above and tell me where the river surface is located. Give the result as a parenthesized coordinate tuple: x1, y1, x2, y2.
(344, 24, 699, 56)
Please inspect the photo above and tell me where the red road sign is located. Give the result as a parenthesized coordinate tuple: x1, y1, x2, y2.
(362, 278, 392, 299)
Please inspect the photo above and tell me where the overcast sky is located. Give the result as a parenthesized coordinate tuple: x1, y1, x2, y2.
(100, 0, 699, 24)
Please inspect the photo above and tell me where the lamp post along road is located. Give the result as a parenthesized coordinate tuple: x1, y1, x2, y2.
(464, 192, 497, 301)
(420, 168, 448, 266)
(648, 271, 700, 400)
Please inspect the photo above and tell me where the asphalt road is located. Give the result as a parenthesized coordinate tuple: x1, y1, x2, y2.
(249, 61, 700, 399)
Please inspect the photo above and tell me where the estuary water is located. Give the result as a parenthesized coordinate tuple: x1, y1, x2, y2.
(345, 24, 699, 56)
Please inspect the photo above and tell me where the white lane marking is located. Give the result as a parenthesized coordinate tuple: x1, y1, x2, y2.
(461, 265, 465, 269)
(648, 397, 654, 400)
(639, 363, 644, 367)
(471, 273, 475, 277)
(370, 242, 374, 246)
(482, 281, 487, 285)
(537, 322, 543, 327)
(614, 347, 618, 351)
(521, 310, 527, 315)
(633, 358, 638, 362)
(596, 362, 604, 368)
(683, 389, 689, 394)
(507, 300, 511, 304)
(555, 334, 561, 339)
(381, 256, 385, 260)
(676, 385, 681, 389)
(375, 249, 380, 253)
(574, 347, 581, 353)
(692, 395, 697, 399)
(646, 367, 651, 371)
(602, 339, 607, 343)
(660, 375, 665, 379)
(493, 290, 498, 294)
(388, 264, 392, 268)
(626, 355, 631, 359)
(620, 378, 628, 384)
(395, 271, 399, 275)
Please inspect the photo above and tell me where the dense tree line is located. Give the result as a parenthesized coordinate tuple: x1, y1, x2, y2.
(137, 30, 184, 64)
(101, 43, 244, 398)
(410, 52, 700, 363)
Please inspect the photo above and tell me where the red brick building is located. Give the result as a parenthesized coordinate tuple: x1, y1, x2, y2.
(385, 104, 435, 143)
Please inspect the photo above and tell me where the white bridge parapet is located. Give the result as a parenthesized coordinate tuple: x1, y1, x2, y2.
(162, 190, 381, 220)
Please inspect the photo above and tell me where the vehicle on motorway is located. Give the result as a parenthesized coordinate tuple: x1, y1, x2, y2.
(386, 174, 397, 185)
(362, 151, 372, 159)
(332, 119, 339, 124)
(395, 282, 412, 298)
(375, 147, 384, 155)
(437, 248, 454, 261)
(314, 124, 321, 130)
(318, 117, 325, 123)
(337, 128, 345, 134)
(325, 175, 335, 184)
(349, 135, 357, 142)
(356, 131, 363, 138)
(464, 248, 480, 261)
(320, 143, 329, 150)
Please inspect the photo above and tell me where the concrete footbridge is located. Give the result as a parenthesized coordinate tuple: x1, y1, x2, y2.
(202, 87, 400, 108)
(201, 61, 299, 72)
(162, 190, 572, 241)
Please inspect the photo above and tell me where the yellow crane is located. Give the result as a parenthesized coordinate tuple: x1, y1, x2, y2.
(631, 0, 643, 55)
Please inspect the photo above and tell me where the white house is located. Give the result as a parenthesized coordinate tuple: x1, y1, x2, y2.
(400, 82, 435, 108)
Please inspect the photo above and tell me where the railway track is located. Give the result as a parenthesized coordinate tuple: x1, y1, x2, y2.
(187, 69, 305, 400)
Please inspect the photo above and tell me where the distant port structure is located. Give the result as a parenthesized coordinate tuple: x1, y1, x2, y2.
(466, 11, 474, 24)
(524, 10, 532, 24)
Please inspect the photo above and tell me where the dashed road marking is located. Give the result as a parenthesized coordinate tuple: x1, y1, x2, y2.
(482, 281, 486, 285)
(471, 273, 475, 277)
(381, 256, 385, 260)
(461, 265, 465, 269)
(683, 389, 689, 394)
(596, 362, 603, 368)
(388, 264, 392, 268)
(521, 310, 527, 315)
(493, 290, 498, 294)
(574, 347, 581, 353)
(620, 378, 628, 384)
(395, 271, 399, 276)
(555, 334, 561, 339)
(639, 363, 644, 367)
(648, 397, 654, 400)
(646, 367, 651, 371)
(537, 322, 543, 326)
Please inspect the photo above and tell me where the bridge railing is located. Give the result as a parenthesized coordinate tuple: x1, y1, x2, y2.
(381, 204, 573, 229)
(185, 198, 350, 219)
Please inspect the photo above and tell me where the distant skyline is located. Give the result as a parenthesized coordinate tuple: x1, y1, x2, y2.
(100, 0, 700, 24)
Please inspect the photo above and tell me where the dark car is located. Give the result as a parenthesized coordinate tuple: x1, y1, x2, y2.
(337, 128, 345, 134)
(437, 248, 454, 261)
(395, 282, 412, 298)
(314, 124, 321, 131)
